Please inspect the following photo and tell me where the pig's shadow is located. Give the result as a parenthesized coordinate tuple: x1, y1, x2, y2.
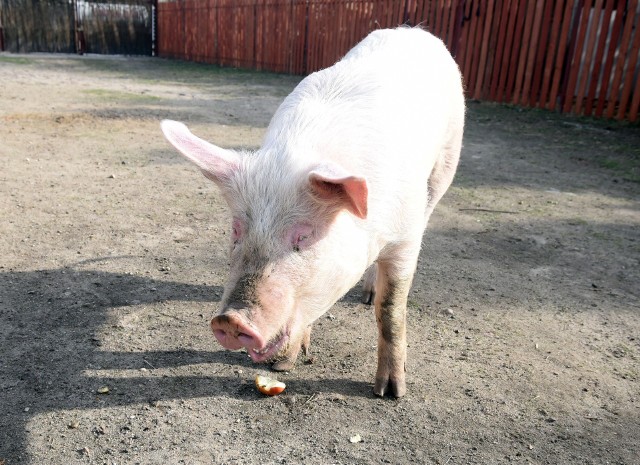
(0, 265, 372, 461)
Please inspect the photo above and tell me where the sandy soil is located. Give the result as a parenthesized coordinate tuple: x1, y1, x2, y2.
(0, 53, 639, 465)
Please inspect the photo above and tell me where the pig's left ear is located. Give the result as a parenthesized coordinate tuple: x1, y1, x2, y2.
(161, 120, 239, 184)
(308, 164, 368, 219)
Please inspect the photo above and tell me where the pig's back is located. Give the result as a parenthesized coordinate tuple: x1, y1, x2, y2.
(264, 27, 464, 238)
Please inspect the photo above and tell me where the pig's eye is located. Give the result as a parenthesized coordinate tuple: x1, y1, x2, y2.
(293, 234, 308, 252)
(289, 224, 313, 253)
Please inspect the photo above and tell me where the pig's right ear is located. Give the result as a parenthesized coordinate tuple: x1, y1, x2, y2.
(308, 164, 368, 219)
(161, 120, 239, 184)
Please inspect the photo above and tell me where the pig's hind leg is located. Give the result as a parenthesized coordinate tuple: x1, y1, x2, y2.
(361, 264, 377, 304)
(424, 116, 463, 224)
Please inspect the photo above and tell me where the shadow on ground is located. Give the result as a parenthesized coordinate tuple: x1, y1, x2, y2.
(0, 267, 375, 461)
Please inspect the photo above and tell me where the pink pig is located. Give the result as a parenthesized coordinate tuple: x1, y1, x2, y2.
(161, 27, 464, 397)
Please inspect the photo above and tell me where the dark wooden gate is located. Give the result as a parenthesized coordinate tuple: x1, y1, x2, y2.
(0, 0, 75, 53)
(0, 0, 155, 55)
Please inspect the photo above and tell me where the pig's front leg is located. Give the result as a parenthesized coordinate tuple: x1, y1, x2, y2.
(373, 257, 415, 398)
(271, 325, 312, 371)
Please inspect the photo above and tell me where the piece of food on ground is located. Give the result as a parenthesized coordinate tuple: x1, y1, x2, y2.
(255, 375, 286, 396)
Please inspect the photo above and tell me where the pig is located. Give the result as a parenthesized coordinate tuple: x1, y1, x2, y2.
(161, 26, 464, 397)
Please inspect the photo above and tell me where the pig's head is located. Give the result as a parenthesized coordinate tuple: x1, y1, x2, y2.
(161, 120, 370, 368)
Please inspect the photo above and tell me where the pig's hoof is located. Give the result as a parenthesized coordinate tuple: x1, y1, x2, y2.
(271, 359, 296, 372)
(373, 377, 406, 398)
(361, 289, 374, 305)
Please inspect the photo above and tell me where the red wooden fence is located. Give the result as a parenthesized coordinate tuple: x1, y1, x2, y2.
(158, 0, 640, 121)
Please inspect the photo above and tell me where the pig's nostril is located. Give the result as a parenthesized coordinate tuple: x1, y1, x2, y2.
(237, 332, 255, 347)
(212, 329, 227, 341)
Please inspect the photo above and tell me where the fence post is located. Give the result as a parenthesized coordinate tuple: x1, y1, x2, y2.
(450, 0, 467, 59)
(151, 0, 157, 56)
(72, 0, 85, 54)
(303, 0, 310, 74)
(0, 0, 4, 52)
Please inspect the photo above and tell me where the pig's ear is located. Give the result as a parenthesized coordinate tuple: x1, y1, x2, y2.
(308, 165, 368, 219)
(161, 120, 239, 183)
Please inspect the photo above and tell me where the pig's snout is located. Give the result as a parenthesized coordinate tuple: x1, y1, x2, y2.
(210, 312, 264, 352)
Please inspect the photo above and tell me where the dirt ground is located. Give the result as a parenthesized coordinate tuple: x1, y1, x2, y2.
(0, 53, 639, 465)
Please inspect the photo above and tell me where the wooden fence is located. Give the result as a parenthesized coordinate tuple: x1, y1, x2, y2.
(0, 0, 155, 55)
(158, 0, 640, 122)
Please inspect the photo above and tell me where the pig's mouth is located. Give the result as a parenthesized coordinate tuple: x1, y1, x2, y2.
(247, 330, 289, 363)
